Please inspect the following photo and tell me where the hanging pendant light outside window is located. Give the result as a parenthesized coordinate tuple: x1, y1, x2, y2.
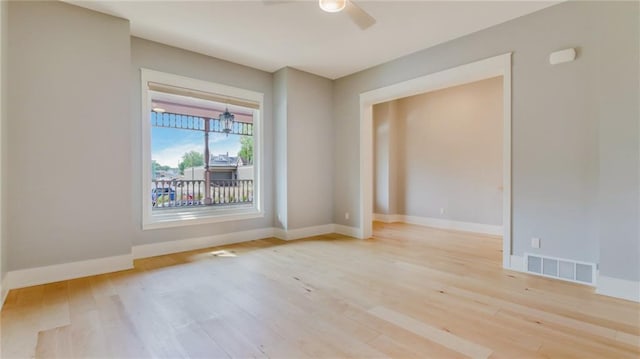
(319, 0, 346, 13)
(219, 106, 235, 136)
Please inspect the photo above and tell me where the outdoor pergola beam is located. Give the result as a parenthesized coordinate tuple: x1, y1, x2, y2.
(203, 120, 211, 205)
(151, 111, 253, 136)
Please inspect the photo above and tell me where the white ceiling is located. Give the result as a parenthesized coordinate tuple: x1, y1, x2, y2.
(65, 0, 559, 79)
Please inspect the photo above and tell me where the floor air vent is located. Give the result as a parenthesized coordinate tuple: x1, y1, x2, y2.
(525, 253, 596, 286)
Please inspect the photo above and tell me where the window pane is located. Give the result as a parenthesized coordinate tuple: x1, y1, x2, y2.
(150, 113, 255, 209)
(151, 124, 203, 179)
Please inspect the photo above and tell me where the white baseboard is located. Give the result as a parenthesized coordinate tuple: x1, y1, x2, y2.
(274, 224, 361, 240)
(509, 255, 525, 272)
(373, 213, 403, 223)
(272, 227, 287, 240)
(134, 224, 358, 258)
(334, 224, 362, 238)
(403, 215, 503, 236)
(374, 213, 503, 236)
(1, 274, 8, 309)
(6, 253, 133, 291)
(276, 224, 336, 241)
(596, 274, 640, 302)
(132, 227, 274, 259)
(3, 224, 363, 292)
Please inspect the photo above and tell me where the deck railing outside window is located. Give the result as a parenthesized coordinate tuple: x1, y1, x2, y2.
(152, 179, 253, 208)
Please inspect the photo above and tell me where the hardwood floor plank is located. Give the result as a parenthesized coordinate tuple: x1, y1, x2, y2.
(94, 295, 150, 358)
(113, 284, 190, 358)
(34, 326, 57, 358)
(68, 310, 107, 358)
(199, 314, 268, 358)
(1, 301, 43, 358)
(175, 322, 230, 359)
(368, 305, 493, 359)
(34, 325, 72, 359)
(2, 222, 639, 358)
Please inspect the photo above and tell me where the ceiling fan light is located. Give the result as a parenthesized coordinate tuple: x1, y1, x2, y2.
(319, 0, 346, 13)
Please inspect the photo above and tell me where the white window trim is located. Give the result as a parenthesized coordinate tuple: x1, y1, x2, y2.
(140, 68, 264, 230)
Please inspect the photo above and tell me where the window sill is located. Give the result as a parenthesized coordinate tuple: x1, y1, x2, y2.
(142, 205, 263, 230)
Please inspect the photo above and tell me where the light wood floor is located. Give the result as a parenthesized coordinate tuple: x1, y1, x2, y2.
(2, 222, 639, 358)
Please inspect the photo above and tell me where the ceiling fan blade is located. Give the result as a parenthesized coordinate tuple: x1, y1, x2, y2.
(344, 0, 376, 30)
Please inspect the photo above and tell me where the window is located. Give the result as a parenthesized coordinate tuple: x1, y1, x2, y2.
(141, 69, 263, 229)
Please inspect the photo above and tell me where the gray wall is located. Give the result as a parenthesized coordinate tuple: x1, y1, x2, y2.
(373, 102, 391, 214)
(374, 77, 503, 225)
(334, 1, 639, 281)
(373, 101, 400, 215)
(273, 68, 334, 230)
(4, 1, 334, 271)
(273, 69, 288, 229)
(7, 1, 132, 270)
(5, 2, 278, 271)
(130, 37, 274, 246)
(286, 68, 334, 229)
(596, 3, 640, 281)
(1, 0, 8, 292)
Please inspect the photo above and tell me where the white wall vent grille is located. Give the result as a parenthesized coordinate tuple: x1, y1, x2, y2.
(525, 253, 596, 286)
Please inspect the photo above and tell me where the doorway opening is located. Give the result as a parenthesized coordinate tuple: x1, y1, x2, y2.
(359, 53, 512, 268)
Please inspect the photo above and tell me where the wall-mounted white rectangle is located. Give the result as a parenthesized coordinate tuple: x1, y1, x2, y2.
(549, 48, 576, 65)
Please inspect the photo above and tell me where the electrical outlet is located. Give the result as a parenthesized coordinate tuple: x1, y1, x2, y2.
(531, 237, 541, 249)
(439, 208, 445, 215)
(345, 212, 350, 220)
